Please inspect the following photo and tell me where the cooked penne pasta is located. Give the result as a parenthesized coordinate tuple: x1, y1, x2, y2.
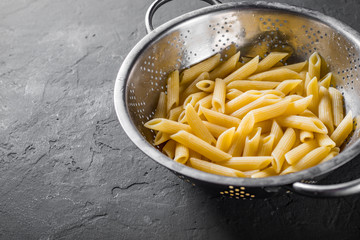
(329, 87, 344, 127)
(210, 51, 240, 79)
(275, 79, 302, 95)
(196, 80, 215, 92)
(226, 89, 243, 100)
(162, 140, 176, 159)
(145, 118, 192, 134)
(227, 80, 280, 91)
(154, 131, 170, 145)
(272, 128, 296, 173)
(216, 127, 235, 152)
(308, 52, 321, 80)
(318, 86, 334, 133)
(181, 53, 221, 84)
(299, 130, 314, 142)
(277, 115, 328, 134)
(201, 106, 241, 128)
(272, 61, 308, 73)
(293, 146, 331, 171)
(154, 92, 167, 118)
(316, 133, 336, 148)
(170, 131, 231, 162)
(255, 52, 289, 73)
(251, 167, 277, 178)
(167, 70, 180, 112)
(212, 78, 226, 113)
(185, 104, 216, 145)
(189, 158, 246, 177)
(248, 68, 300, 81)
(223, 56, 259, 84)
(243, 127, 262, 156)
(319, 72, 332, 88)
(174, 143, 189, 164)
(202, 121, 228, 138)
(285, 139, 318, 165)
(181, 72, 210, 102)
(330, 111, 353, 147)
(306, 76, 319, 114)
(144, 50, 355, 178)
(257, 135, 275, 156)
(219, 156, 272, 171)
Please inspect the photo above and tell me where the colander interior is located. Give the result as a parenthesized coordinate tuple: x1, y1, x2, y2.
(127, 5, 360, 150)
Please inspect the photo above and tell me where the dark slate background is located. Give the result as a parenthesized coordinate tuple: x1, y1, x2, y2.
(1, 0, 360, 239)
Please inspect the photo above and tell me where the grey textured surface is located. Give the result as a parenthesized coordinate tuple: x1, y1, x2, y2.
(1, 0, 360, 239)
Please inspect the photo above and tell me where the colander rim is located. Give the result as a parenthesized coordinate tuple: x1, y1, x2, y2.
(114, 1, 360, 187)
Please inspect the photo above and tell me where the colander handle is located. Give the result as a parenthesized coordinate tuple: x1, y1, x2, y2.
(290, 178, 360, 197)
(145, 0, 222, 33)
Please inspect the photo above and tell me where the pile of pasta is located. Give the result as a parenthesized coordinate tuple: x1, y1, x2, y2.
(144, 51, 354, 178)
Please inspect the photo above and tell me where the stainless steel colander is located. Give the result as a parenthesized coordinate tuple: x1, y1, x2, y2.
(114, 0, 360, 198)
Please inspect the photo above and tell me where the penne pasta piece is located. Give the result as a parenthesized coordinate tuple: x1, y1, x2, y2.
(250, 98, 291, 122)
(329, 87, 344, 127)
(189, 158, 246, 177)
(185, 104, 216, 145)
(216, 127, 235, 152)
(183, 92, 208, 108)
(285, 95, 313, 116)
(145, 118, 192, 134)
(201, 106, 241, 128)
(308, 52, 321, 80)
(162, 140, 176, 159)
(251, 167, 277, 178)
(219, 156, 272, 171)
(226, 89, 243, 100)
(330, 111, 353, 147)
(181, 53, 221, 85)
(248, 68, 300, 81)
(316, 133, 336, 148)
(318, 86, 334, 134)
(167, 70, 180, 112)
(223, 56, 259, 84)
(243, 127, 262, 156)
(225, 90, 264, 114)
(284, 139, 318, 165)
(231, 94, 281, 119)
(177, 109, 187, 123)
(272, 61, 308, 73)
(319, 72, 332, 88)
(272, 128, 296, 173)
(293, 146, 331, 171)
(227, 80, 280, 91)
(194, 94, 213, 113)
(189, 150, 202, 159)
(306, 76, 319, 114)
(212, 78, 226, 113)
(210, 51, 240, 79)
(174, 142, 189, 164)
(154, 131, 170, 145)
(285, 95, 304, 101)
(304, 72, 311, 95)
(181, 72, 210, 102)
(154, 92, 167, 118)
(170, 131, 232, 162)
(271, 120, 283, 148)
(196, 80, 215, 92)
(228, 113, 256, 156)
(254, 120, 273, 133)
(299, 130, 314, 142)
(168, 106, 184, 121)
(319, 149, 340, 164)
(202, 121, 228, 138)
(257, 135, 275, 156)
(280, 166, 297, 175)
(255, 52, 289, 73)
(275, 79, 302, 95)
(277, 115, 328, 134)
